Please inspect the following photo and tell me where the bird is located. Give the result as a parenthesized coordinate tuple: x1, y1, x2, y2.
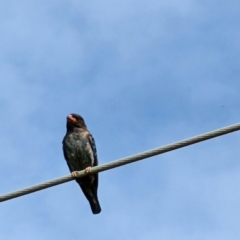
(62, 113, 101, 214)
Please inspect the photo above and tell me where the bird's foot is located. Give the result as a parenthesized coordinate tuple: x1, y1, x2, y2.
(71, 171, 79, 177)
(85, 167, 92, 173)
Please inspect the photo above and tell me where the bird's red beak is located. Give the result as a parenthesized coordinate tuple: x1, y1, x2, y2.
(67, 114, 77, 122)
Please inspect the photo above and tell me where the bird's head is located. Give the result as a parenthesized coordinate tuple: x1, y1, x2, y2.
(66, 113, 87, 130)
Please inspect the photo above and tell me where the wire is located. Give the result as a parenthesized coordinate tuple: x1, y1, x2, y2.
(1, 122, 240, 202)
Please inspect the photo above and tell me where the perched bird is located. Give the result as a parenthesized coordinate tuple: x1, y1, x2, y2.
(62, 113, 101, 214)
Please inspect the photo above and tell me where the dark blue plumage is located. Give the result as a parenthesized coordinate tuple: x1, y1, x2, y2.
(62, 113, 101, 214)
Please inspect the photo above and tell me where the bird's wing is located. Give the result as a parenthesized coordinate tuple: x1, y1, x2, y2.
(62, 133, 86, 172)
(87, 133, 99, 189)
(87, 133, 98, 167)
(62, 136, 77, 172)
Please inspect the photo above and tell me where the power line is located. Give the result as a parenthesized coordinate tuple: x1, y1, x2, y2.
(1, 122, 240, 203)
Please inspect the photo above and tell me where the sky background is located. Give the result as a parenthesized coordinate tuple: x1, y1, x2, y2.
(1, 0, 240, 239)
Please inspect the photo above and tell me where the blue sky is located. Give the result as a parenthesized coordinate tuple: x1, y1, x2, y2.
(1, 0, 240, 239)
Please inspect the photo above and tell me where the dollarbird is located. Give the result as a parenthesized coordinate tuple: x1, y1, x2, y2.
(62, 113, 101, 214)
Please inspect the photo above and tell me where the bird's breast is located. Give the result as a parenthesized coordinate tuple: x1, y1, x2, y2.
(63, 132, 91, 165)
(64, 133, 87, 150)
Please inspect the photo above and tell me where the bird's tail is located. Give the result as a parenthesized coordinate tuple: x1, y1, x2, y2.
(89, 196, 101, 214)
(78, 181, 102, 214)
